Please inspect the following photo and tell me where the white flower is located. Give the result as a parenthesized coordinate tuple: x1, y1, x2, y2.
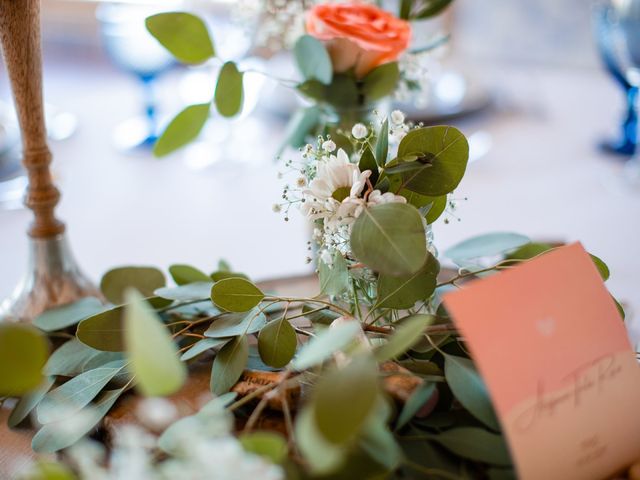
(368, 189, 407, 205)
(391, 110, 405, 125)
(351, 123, 368, 139)
(322, 139, 336, 152)
(272, 204, 282, 213)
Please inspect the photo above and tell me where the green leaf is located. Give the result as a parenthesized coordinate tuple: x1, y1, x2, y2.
(399, 0, 412, 19)
(505, 242, 553, 261)
(169, 264, 211, 285)
(376, 118, 389, 167)
(33, 297, 105, 332)
(181, 337, 230, 361)
(297, 80, 326, 102)
(358, 145, 379, 185)
(444, 354, 500, 431)
(412, 0, 453, 19)
(295, 406, 346, 474)
(205, 308, 267, 338)
(215, 62, 244, 117)
(318, 251, 349, 297)
(425, 195, 447, 224)
(258, 318, 297, 368)
(37, 360, 125, 424)
(44, 339, 100, 377)
(374, 314, 435, 362)
(291, 321, 361, 371)
(294, 35, 333, 84)
(313, 357, 379, 444)
(210, 271, 249, 282)
(239, 431, 288, 464)
(376, 253, 439, 309)
(210, 278, 265, 312)
(394, 126, 469, 196)
(32, 387, 125, 453)
(325, 74, 359, 107)
(124, 289, 186, 397)
(431, 427, 511, 466)
(100, 266, 166, 305)
(279, 106, 321, 153)
(8, 377, 55, 428)
(396, 381, 437, 429)
(362, 62, 400, 101)
(76, 305, 126, 352)
(145, 12, 214, 64)
(0, 324, 49, 396)
(445, 232, 530, 263)
(154, 103, 210, 157)
(154, 281, 213, 302)
(351, 203, 427, 276)
(614, 296, 626, 320)
(211, 335, 248, 395)
(590, 254, 610, 281)
(360, 414, 403, 470)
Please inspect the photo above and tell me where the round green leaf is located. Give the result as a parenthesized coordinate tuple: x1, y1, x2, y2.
(351, 203, 427, 276)
(291, 321, 361, 371)
(295, 407, 346, 474)
(590, 254, 610, 281)
(239, 431, 288, 464)
(33, 297, 105, 332)
(373, 314, 435, 362)
(0, 324, 49, 396)
(124, 289, 186, 397)
(76, 306, 126, 352)
(100, 266, 166, 305)
(169, 264, 211, 285)
(294, 35, 333, 85)
(313, 357, 379, 444)
(376, 253, 439, 309)
(154, 103, 211, 157)
(145, 12, 215, 64)
(394, 126, 469, 196)
(258, 318, 297, 368)
(154, 282, 213, 301)
(318, 251, 349, 297)
(362, 62, 400, 101)
(444, 232, 530, 263)
(210, 335, 249, 395)
(215, 61, 244, 117)
(210, 278, 265, 312)
(444, 354, 500, 431)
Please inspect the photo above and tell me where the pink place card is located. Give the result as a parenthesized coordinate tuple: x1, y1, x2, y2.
(443, 243, 640, 480)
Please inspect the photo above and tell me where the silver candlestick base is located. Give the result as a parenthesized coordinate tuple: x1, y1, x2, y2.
(0, 233, 100, 323)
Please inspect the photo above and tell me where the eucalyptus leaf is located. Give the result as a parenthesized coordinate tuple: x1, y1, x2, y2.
(210, 278, 265, 312)
(395, 382, 436, 429)
(444, 354, 500, 431)
(258, 318, 297, 368)
(291, 321, 361, 371)
(590, 254, 610, 281)
(362, 62, 400, 101)
(34, 297, 105, 332)
(210, 271, 249, 282)
(181, 337, 230, 361)
(100, 266, 166, 305)
(32, 387, 125, 453)
(393, 126, 469, 196)
(215, 62, 243, 117)
(76, 305, 126, 352)
(44, 339, 100, 377)
(211, 335, 249, 395)
(374, 314, 435, 362)
(204, 308, 267, 338)
(146, 12, 214, 64)
(168, 264, 211, 285)
(376, 253, 439, 309)
(154, 281, 213, 301)
(412, 0, 453, 19)
(318, 251, 349, 297)
(295, 406, 346, 474)
(360, 415, 403, 470)
(358, 145, 379, 185)
(351, 203, 427, 276)
(37, 360, 125, 424)
(294, 35, 333, 84)
(124, 289, 186, 397)
(0, 324, 49, 396)
(445, 232, 530, 263)
(313, 357, 379, 444)
(376, 118, 389, 167)
(279, 106, 321, 153)
(430, 427, 511, 466)
(239, 431, 288, 464)
(325, 74, 359, 107)
(425, 195, 447, 224)
(8, 377, 55, 428)
(154, 103, 210, 157)
(302, 304, 341, 325)
(505, 242, 553, 261)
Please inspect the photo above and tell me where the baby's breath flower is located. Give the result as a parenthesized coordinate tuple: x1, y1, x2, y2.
(296, 177, 307, 187)
(391, 110, 405, 125)
(351, 123, 368, 140)
(272, 204, 282, 213)
(322, 139, 336, 152)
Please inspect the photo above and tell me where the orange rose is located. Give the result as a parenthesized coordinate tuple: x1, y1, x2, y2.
(306, 3, 411, 78)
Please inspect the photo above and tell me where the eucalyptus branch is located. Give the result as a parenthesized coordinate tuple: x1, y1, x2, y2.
(263, 296, 351, 317)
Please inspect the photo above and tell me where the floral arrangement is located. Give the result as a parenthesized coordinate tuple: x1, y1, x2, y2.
(1, 115, 624, 479)
(144, 1, 452, 157)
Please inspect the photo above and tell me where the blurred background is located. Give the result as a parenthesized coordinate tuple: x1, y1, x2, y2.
(0, 0, 638, 340)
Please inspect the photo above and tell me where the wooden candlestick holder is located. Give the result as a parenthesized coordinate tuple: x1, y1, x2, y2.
(0, 0, 99, 322)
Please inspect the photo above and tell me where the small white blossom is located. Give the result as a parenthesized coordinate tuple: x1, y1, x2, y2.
(391, 110, 405, 125)
(296, 177, 307, 187)
(322, 139, 336, 152)
(136, 398, 178, 431)
(351, 123, 368, 139)
(272, 204, 282, 213)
